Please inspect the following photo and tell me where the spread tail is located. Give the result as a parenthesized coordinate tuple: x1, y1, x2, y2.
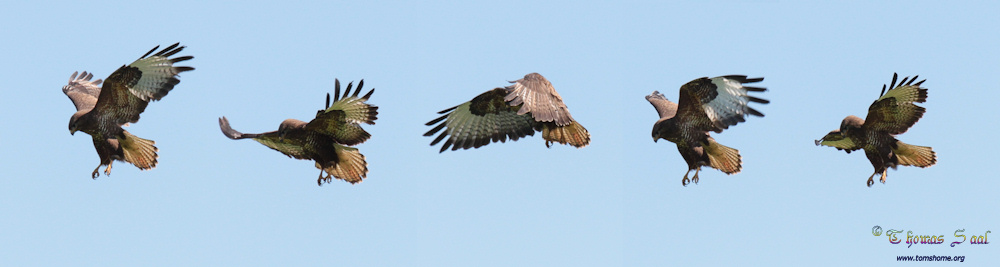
(120, 130, 158, 170)
(705, 138, 742, 174)
(893, 141, 936, 168)
(541, 122, 591, 148)
(317, 144, 369, 185)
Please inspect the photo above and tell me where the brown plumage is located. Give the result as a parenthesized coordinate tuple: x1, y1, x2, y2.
(219, 79, 377, 185)
(647, 75, 769, 186)
(816, 73, 936, 187)
(424, 73, 590, 152)
(64, 43, 193, 178)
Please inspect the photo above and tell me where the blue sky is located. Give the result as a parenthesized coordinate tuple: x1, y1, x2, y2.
(1, 1, 997, 266)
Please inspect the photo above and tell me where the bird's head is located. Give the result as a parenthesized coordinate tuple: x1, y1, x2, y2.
(651, 120, 677, 143)
(277, 119, 306, 141)
(839, 115, 865, 136)
(68, 111, 87, 135)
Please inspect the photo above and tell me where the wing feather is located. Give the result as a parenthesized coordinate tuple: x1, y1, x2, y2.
(504, 73, 576, 126)
(645, 90, 678, 119)
(307, 79, 378, 145)
(218, 117, 311, 160)
(677, 75, 768, 133)
(63, 71, 103, 112)
(424, 88, 538, 152)
(93, 43, 194, 125)
(863, 73, 928, 134)
(816, 130, 862, 152)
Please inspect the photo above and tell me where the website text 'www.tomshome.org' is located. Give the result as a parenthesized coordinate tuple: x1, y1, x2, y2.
(897, 255, 965, 262)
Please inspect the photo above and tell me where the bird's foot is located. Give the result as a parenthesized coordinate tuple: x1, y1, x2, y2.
(681, 169, 691, 186)
(866, 172, 876, 187)
(104, 162, 113, 177)
(691, 169, 700, 184)
(880, 170, 887, 184)
(91, 166, 101, 179)
(316, 170, 334, 186)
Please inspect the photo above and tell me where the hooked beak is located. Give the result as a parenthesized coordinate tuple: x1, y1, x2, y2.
(70, 129, 77, 136)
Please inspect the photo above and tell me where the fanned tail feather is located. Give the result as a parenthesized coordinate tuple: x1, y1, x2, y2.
(893, 141, 936, 168)
(120, 130, 159, 170)
(317, 144, 369, 185)
(705, 138, 741, 174)
(542, 122, 590, 148)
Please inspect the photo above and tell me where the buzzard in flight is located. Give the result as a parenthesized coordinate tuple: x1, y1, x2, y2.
(815, 73, 936, 187)
(219, 79, 378, 185)
(424, 73, 590, 152)
(647, 75, 769, 186)
(63, 43, 193, 178)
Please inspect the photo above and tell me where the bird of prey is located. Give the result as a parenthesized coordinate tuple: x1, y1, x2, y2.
(815, 73, 936, 187)
(219, 79, 378, 185)
(424, 72, 590, 152)
(63, 43, 194, 178)
(647, 75, 769, 186)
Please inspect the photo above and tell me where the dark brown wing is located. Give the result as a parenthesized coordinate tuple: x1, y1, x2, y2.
(504, 73, 576, 126)
(863, 73, 928, 135)
(63, 71, 103, 112)
(218, 117, 311, 160)
(424, 88, 539, 152)
(676, 75, 768, 133)
(92, 43, 194, 125)
(306, 79, 378, 146)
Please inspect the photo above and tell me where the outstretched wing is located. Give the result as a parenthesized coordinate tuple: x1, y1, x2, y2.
(863, 73, 928, 135)
(63, 71, 103, 112)
(93, 43, 194, 125)
(646, 90, 678, 119)
(306, 79, 378, 146)
(218, 117, 311, 160)
(816, 130, 862, 153)
(424, 88, 539, 153)
(504, 72, 576, 126)
(676, 75, 768, 133)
